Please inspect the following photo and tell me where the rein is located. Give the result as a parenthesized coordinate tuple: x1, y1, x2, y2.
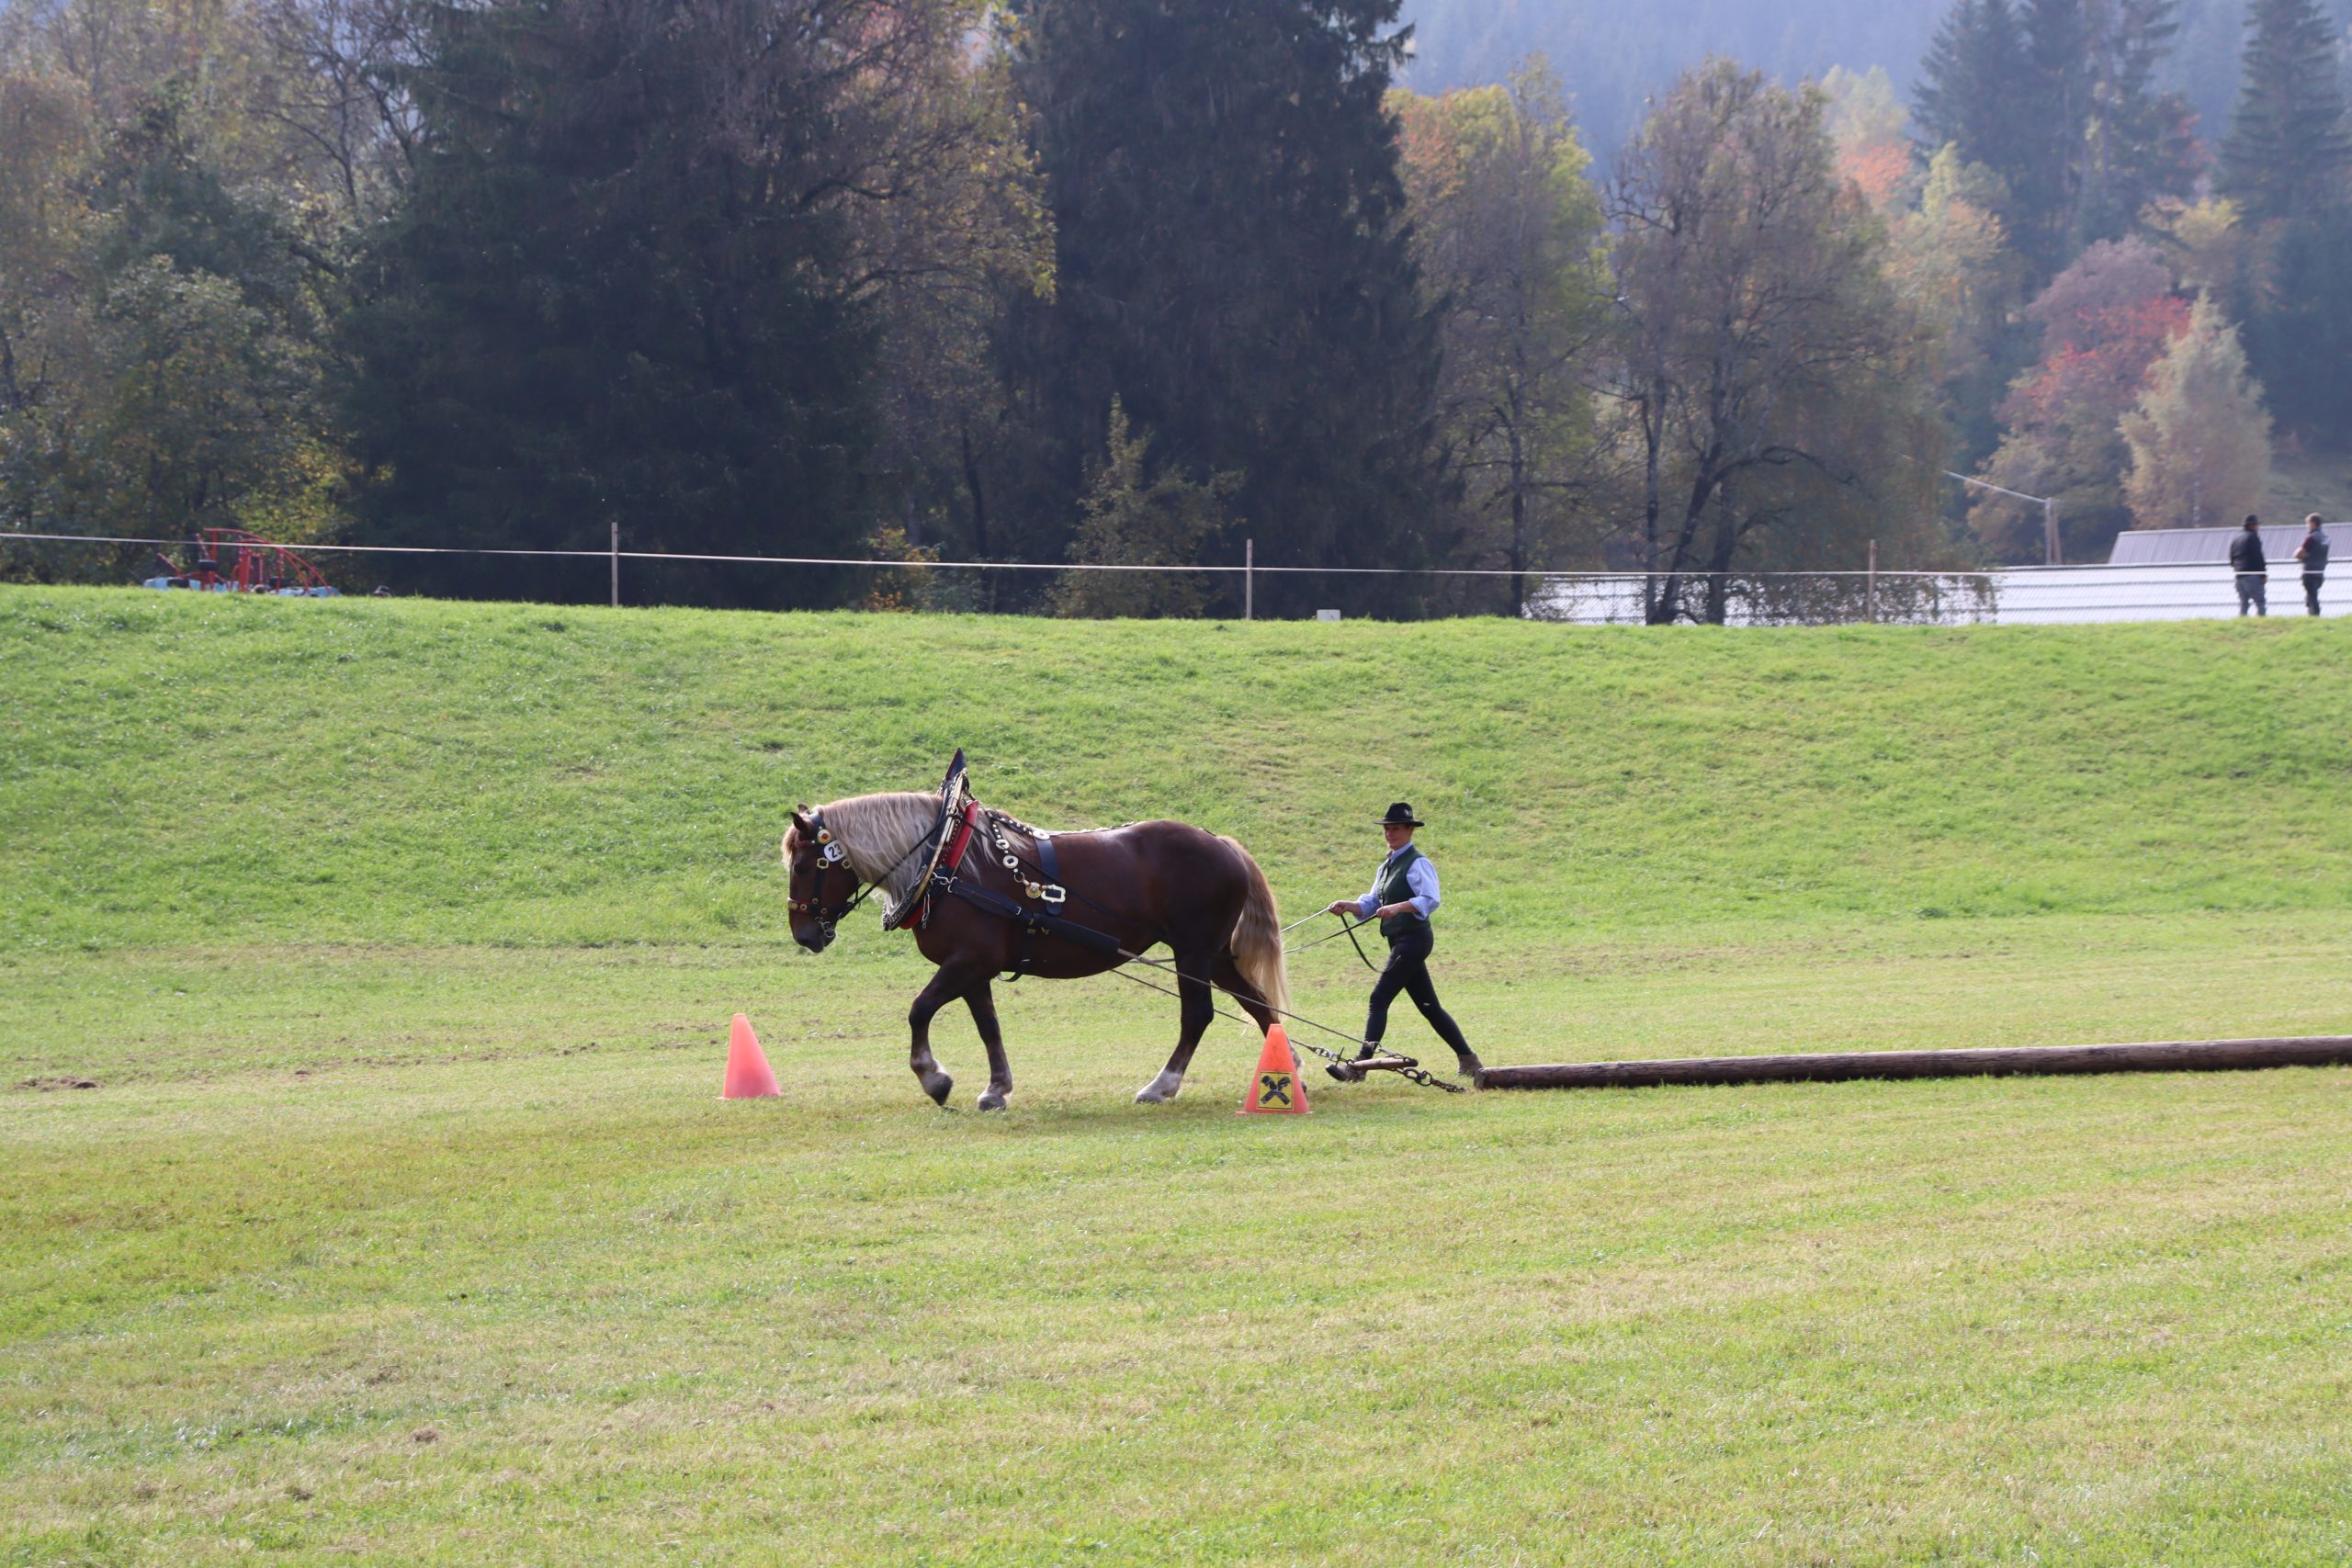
(1286, 916, 1380, 972)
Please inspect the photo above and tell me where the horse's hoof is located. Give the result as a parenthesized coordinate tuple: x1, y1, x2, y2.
(977, 1089, 1009, 1112)
(921, 1072, 954, 1107)
(1134, 1072, 1183, 1104)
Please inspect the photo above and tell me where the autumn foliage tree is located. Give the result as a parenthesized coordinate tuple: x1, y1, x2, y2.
(1885, 146, 2023, 458)
(1608, 62, 1950, 625)
(2121, 292, 2273, 532)
(1972, 238, 2188, 560)
(0, 74, 337, 575)
(1823, 65, 1917, 211)
(1393, 61, 1609, 615)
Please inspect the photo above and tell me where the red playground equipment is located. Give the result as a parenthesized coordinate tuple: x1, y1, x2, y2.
(143, 529, 338, 596)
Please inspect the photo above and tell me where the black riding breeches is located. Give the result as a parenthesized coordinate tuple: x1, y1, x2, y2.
(1364, 925, 1472, 1058)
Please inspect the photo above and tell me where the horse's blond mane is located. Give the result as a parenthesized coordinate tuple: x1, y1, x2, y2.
(785, 791, 962, 926)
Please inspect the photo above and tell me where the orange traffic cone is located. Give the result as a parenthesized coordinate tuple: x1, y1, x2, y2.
(1238, 1024, 1310, 1116)
(720, 1014, 780, 1100)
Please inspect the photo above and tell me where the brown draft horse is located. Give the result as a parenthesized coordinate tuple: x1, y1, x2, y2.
(783, 792, 1290, 1110)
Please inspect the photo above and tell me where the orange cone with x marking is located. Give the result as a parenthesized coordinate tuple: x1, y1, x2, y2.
(1238, 1024, 1309, 1116)
(720, 1014, 781, 1100)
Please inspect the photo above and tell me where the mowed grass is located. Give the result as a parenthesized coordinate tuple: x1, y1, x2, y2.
(3, 586, 2349, 1564)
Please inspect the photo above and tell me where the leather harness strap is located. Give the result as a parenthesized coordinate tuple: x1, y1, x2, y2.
(942, 877, 1124, 958)
(900, 800, 986, 931)
(910, 804, 1111, 981)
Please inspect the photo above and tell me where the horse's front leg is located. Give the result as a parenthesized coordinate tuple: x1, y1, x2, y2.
(909, 965, 982, 1107)
(1136, 949, 1216, 1104)
(966, 980, 1012, 1111)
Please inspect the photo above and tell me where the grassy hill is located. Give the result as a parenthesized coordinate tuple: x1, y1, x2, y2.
(5, 588, 2349, 1566)
(6, 586, 2350, 952)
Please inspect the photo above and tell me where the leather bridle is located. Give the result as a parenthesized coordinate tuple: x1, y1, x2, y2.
(786, 816, 877, 942)
(786, 809, 944, 943)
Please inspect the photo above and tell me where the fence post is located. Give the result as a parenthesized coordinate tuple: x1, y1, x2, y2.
(2043, 500, 2062, 567)
(610, 520, 620, 608)
(1866, 539, 1878, 624)
(1245, 537, 1254, 621)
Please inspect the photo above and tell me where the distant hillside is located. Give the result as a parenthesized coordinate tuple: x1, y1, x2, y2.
(2268, 443, 2352, 522)
(1401, 0, 2351, 159)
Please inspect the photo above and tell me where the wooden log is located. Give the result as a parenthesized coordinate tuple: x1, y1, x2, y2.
(1473, 1037, 2352, 1092)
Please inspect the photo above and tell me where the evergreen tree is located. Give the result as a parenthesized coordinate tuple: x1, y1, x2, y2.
(2077, 0, 2199, 242)
(1005, 0, 1445, 615)
(2246, 211, 2352, 434)
(1919, 0, 2194, 275)
(2015, 0, 2095, 268)
(1915, 0, 2033, 191)
(2217, 0, 2352, 223)
(340, 0, 889, 606)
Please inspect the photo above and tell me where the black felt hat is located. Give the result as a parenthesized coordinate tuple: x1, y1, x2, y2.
(1378, 802, 1424, 828)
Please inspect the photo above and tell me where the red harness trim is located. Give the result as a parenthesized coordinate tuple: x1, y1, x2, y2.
(902, 799, 986, 931)
(941, 801, 984, 883)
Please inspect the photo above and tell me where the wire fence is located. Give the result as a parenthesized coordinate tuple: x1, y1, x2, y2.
(1527, 565, 2332, 625)
(1, 530, 2337, 624)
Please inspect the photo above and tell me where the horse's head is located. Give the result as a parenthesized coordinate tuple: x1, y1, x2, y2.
(783, 807, 861, 953)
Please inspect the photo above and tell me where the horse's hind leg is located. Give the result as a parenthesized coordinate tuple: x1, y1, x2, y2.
(966, 980, 1012, 1112)
(908, 966, 981, 1107)
(1136, 950, 1216, 1104)
(1212, 953, 1277, 1036)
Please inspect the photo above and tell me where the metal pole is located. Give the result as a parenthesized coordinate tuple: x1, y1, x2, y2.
(1866, 539, 1878, 623)
(1943, 472, 2064, 568)
(1244, 537, 1253, 621)
(610, 520, 619, 608)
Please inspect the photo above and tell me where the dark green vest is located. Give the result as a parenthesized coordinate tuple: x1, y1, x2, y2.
(1375, 844, 1430, 941)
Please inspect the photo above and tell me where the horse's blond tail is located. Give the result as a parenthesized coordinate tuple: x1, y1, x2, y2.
(1220, 836, 1292, 1019)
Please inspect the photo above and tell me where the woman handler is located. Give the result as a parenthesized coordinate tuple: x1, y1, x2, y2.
(1326, 803, 1482, 1078)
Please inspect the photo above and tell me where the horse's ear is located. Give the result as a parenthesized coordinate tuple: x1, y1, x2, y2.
(789, 807, 815, 839)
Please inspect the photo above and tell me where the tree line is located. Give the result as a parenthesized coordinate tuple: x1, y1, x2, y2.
(1406, 0, 2350, 179)
(2, 0, 2346, 619)
(1908, 0, 2348, 558)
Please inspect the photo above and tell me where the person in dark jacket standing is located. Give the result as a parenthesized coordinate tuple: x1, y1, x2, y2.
(2230, 515, 2268, 616)
(2294, 513, 2330, 616)
(1326, 803, 1482, 1079)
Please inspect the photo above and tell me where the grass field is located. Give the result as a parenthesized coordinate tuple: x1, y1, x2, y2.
(3, 587, 2348, 1564)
